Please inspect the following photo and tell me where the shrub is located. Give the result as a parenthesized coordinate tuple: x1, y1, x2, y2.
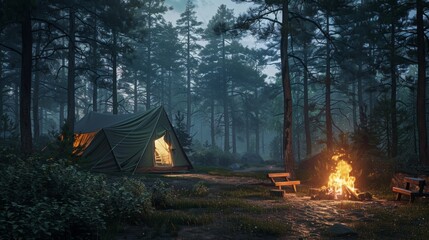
(0, 158, 108, 239)
(151, 179, 174, 209)
(192, 147, 236, 166)
(191, 182, 209, 197)
(107, 177, 152, 222)
(0, 155, 152, 239)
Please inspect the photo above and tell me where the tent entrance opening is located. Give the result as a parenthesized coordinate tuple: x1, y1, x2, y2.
(154, 135, 172, 167)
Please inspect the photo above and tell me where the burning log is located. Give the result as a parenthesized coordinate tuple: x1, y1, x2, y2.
(343, 185, 359, 200)
(310, 186, 372, 201)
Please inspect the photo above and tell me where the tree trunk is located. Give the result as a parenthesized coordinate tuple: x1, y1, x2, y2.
(416, 0, 428, 165)
(357, 61, 363, 122)
(59, 51, 66, 130)
(255, 88, 260, 155)
(325, 11, 333, 152)
(92, 14, 98, 112)
(390, 21, 398, 158)
(222, 34, 230, 153)
(0, 49, 3, 119)
(232, 111, 237, 155)
(281, 1, 294, 175)
(32, 26, 42, 143)
(66, 6, 76, 138)
(20, 8, 33, 154)
(210, 100, 216, 147)
(134, 77, 138, 113)
(14, 83, 19, 123)
(146, 16, 152, 110)
(167, 70, 173, 118)
(186, 17, 192, 134)
(352, 81, 357, 131)
(246, 108, 250, 152)
(112, 30, 118, 114)
(303, 43, 312, 156)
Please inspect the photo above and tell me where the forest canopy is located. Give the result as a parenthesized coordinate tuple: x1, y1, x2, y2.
(0, 0, 428, 169)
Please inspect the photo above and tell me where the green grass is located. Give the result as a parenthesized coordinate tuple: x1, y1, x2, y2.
(226, 215, 291, 236)
(170, 197, 268, 213)
(146, 210, 213, 226)
(352, 202, 429, 239)
(219, 185, 272, 199)
(193, 166, 268, 179)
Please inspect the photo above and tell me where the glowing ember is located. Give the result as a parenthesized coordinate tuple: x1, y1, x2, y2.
(326, 151, 356, 198)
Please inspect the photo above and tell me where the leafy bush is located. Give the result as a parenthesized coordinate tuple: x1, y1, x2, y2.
(0, 155, 152, 239)
(0, 158, 108, 239)
(191, 182, 209, 197)
(192, 146, 236, 166)
(151, 179, 174, 209)
(107, 177, 152, 222)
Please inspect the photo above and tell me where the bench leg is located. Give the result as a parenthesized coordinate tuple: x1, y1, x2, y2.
(293, 185, 297, 193)
(396, 193, 402, 201)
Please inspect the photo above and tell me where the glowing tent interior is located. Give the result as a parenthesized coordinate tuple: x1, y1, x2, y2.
(73, 106, 193, 173)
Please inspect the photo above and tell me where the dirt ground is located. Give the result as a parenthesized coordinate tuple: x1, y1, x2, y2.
(116, 173, 405, 240)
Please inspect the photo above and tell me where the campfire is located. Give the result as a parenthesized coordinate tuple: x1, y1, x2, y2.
(310, 150, 372, 201)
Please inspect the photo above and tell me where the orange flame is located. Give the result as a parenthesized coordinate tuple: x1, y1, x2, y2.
(327, 151, 355, 197)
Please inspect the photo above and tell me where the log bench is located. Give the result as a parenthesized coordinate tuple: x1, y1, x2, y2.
(267, 172, 300, 193)
(392, 177, 428, 203)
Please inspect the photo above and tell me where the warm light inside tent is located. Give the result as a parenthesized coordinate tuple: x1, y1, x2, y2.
(73, 132, 97, 155)
(154, 135, 172, 167)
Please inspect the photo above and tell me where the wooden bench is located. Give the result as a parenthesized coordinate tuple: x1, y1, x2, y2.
(392, 177, 427, 203)
(267, 172, 301, 193)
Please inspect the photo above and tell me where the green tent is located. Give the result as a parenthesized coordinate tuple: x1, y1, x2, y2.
(74, 106, 193, 173)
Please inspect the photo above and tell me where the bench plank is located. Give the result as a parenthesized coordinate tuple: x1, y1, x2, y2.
(392, 187, 417, 202)
(275, 181, 301, 187)
(392, 187, 413, 195)
(268, 173, 290, 178)
(404, 177, 425, 186)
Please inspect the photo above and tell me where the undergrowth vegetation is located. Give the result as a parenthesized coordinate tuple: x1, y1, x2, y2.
(0, 151, 154, 239)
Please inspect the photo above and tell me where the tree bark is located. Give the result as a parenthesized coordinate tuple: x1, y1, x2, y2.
(255, 88, 260, 155)
(33, 26, 42, 143)
(134, 77, 138, 113)
(281, 1, 294, 175)
(222, 33, 230, 153)
(416, 0, 428, 165)
(357, 61, 363, 122)
(210, 99, 216, 147)
(325, 10, 333, 152)
(0, 49, 3, 119)
(303, 43, 312, 156)
(112, 29, 118, 114)
(246, 107, 250, 152)
(186, 13, 192, 134)
(232, 110, 237, 155)
(352, 81, 357, 131)
(145, 15, 152, 110)
(390, 20, 398, 158)
(20, 8, 33, 154)
(92, 14, 98, 112)
(66, 6, 76, 138)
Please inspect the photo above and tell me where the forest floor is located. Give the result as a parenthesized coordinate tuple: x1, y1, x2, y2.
(115, 171, 429, 240)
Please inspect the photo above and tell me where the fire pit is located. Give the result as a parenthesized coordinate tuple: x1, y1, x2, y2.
(309, 150, 372, 201)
